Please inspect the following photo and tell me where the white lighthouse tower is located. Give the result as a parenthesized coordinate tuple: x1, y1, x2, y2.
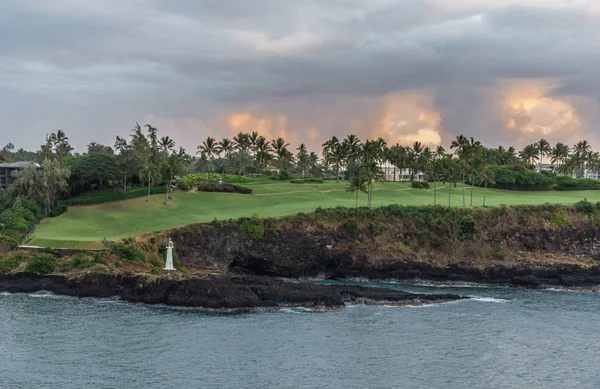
(164, 238, 175, 270)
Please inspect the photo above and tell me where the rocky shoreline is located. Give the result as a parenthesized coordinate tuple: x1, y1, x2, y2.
(0, 272, 465, 310)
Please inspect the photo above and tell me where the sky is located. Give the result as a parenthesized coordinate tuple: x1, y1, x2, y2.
(1, 0, 600, 153)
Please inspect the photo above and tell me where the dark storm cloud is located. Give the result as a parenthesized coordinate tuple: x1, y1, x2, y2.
(1, 0, 600, 152)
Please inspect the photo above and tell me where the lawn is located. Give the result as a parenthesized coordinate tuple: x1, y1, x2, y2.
(28, 181, 600, 249)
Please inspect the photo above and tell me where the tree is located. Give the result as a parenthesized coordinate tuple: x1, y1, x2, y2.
(271, 138, 290, 171)
(114, 136, 137, 191)
(343, 134, 361, 180)
(163, 148, 190, 204)
(551, 142, 570, 175)
(197, 137, 220, 173)
(519, 144, 539, 165)
(87, 142, 114, 155)
(70, 153, 121, 190)
(478, 165, 496, 207)
(159, 137, 176, 155)
(537, 138, 551, 171)
(296, 143, 309, 178)
(254, 136, 272, 170)
(10, 159, 69, 214)
(346, 172, 368, 214)
(361, 161, 385, 208)
(140, 158, 162, 201)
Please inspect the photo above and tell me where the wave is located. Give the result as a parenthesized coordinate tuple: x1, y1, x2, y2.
(469, 297, 508, 303)
(279, 307, 314, 314)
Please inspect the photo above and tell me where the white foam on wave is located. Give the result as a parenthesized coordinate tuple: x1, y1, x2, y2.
(469, 297, 508, 303)
(279, 307, 314, 314)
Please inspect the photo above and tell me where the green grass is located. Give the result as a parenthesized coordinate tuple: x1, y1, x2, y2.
(29, 181, 600, 249)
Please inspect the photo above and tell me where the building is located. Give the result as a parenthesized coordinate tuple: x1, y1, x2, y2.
(0, 161, 41, 190)
(379, 164, 425, 182)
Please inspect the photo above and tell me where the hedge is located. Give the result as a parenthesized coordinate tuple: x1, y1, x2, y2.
(181, 173, 254, 187)
(197, 184, 252, 194)
(554, 176, 600, 191)
(411, 181, 430, 189)
(67, 187, 168, 206)
(48, 202, 68, 217)
(484, 165, 554, 191)
(291, 178, 324, 184)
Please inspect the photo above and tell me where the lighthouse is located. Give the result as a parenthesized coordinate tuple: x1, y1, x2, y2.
(164, 238, 175, 270)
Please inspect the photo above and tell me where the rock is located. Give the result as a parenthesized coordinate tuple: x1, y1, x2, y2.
(0, 272, 464, 310)
(512, 275, 541, 288)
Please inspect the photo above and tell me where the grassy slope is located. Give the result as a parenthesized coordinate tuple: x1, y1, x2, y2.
(29, 181, 600, 249)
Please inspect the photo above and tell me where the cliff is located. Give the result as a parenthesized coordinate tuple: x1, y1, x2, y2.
(153, 203, 600, 287)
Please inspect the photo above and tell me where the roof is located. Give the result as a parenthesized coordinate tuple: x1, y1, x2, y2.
(1, 161, 41, 168)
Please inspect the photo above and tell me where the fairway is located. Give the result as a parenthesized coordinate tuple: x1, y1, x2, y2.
(29, 181, 600, 249)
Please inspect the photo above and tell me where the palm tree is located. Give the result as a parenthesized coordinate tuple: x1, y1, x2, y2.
(361, 161, 385, 208)
(343, 134, 362, 180)
(271, 137, 290, 171)
(254, 136, 272, 170)
(322, 136, 340, 179)
(159, 136, 175, 155)
(346, 172, 368, 214)
(465, 137, 482, 207)
(308, 152, 320, 176)
(573, 140, 592, 177)
(218, 138, 234, 173)
(537, 138, 551, 172)
(163, 147, 190, 204)
(296, 143, 309, 178)
(478, 165, 496, 207)
(249, 131, 259, 154)
(550, 142, 570, 175)
(197, 136, 220, 173)
(519, 144, 539, 165)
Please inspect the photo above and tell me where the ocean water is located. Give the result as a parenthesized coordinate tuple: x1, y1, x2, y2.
(1, 283, 599, 389)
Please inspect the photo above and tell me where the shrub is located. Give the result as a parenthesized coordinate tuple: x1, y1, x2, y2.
(111, 243, 146, 264)
(180, 173, 253, 186)
(411, 181, 430, 189)
(291, 178, 324, 184)
(178, 184, 190, 191)
(484, 165, 554, 191)
(554, 176, 600, 191)
(239, 215, 265, 240)
(342, 219, 358, 233)
(0, 256, 21, 274)
(197, 184, 216, 192)
(214, 184, 236, 193)
(233, 185, 253, 194)
(574, 199, 596, 214)
(278, 170, 291, 180)
(26, 253, 57, 274)
(49, 202, 68, 217)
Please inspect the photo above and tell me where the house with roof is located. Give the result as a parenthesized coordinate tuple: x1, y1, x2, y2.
(0, 161, 41, 190)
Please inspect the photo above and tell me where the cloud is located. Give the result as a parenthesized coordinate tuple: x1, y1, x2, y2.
(1, 0, 600, 154)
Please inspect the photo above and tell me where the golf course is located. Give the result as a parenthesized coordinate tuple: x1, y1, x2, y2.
(26, 181, 600, 249)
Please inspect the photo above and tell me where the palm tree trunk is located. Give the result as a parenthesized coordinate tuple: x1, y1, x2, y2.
(469, 174, 474, 207)
(147, 175, 151, 201)
(448, 183, 451, 207)
(434, 179, 437, 205)
(462, 174, 465, 207)
(483, 181, 487, 207)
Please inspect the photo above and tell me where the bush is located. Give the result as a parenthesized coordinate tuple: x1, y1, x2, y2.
(278, 170, 291, 180)
(197, 184, 216, 192)
(180, 173, 254, 187)
(26, 253, 57, 274)
(111, 243, 146, 263)
(178, 184, 190, 191)
(291, 177, 324, 184)
(554, 176, 600, 191)
(67, 187, 167, 206)
(411, 181, 430, 189)
(49, 202, 68, 217)
(232, 185, 253, 194)
(239, 215, 265, 240)
(0, 255, 21, 274)
(574, 199, 596, 214)
(198, 184, 252, 194)
(484, 165, 554, 191)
